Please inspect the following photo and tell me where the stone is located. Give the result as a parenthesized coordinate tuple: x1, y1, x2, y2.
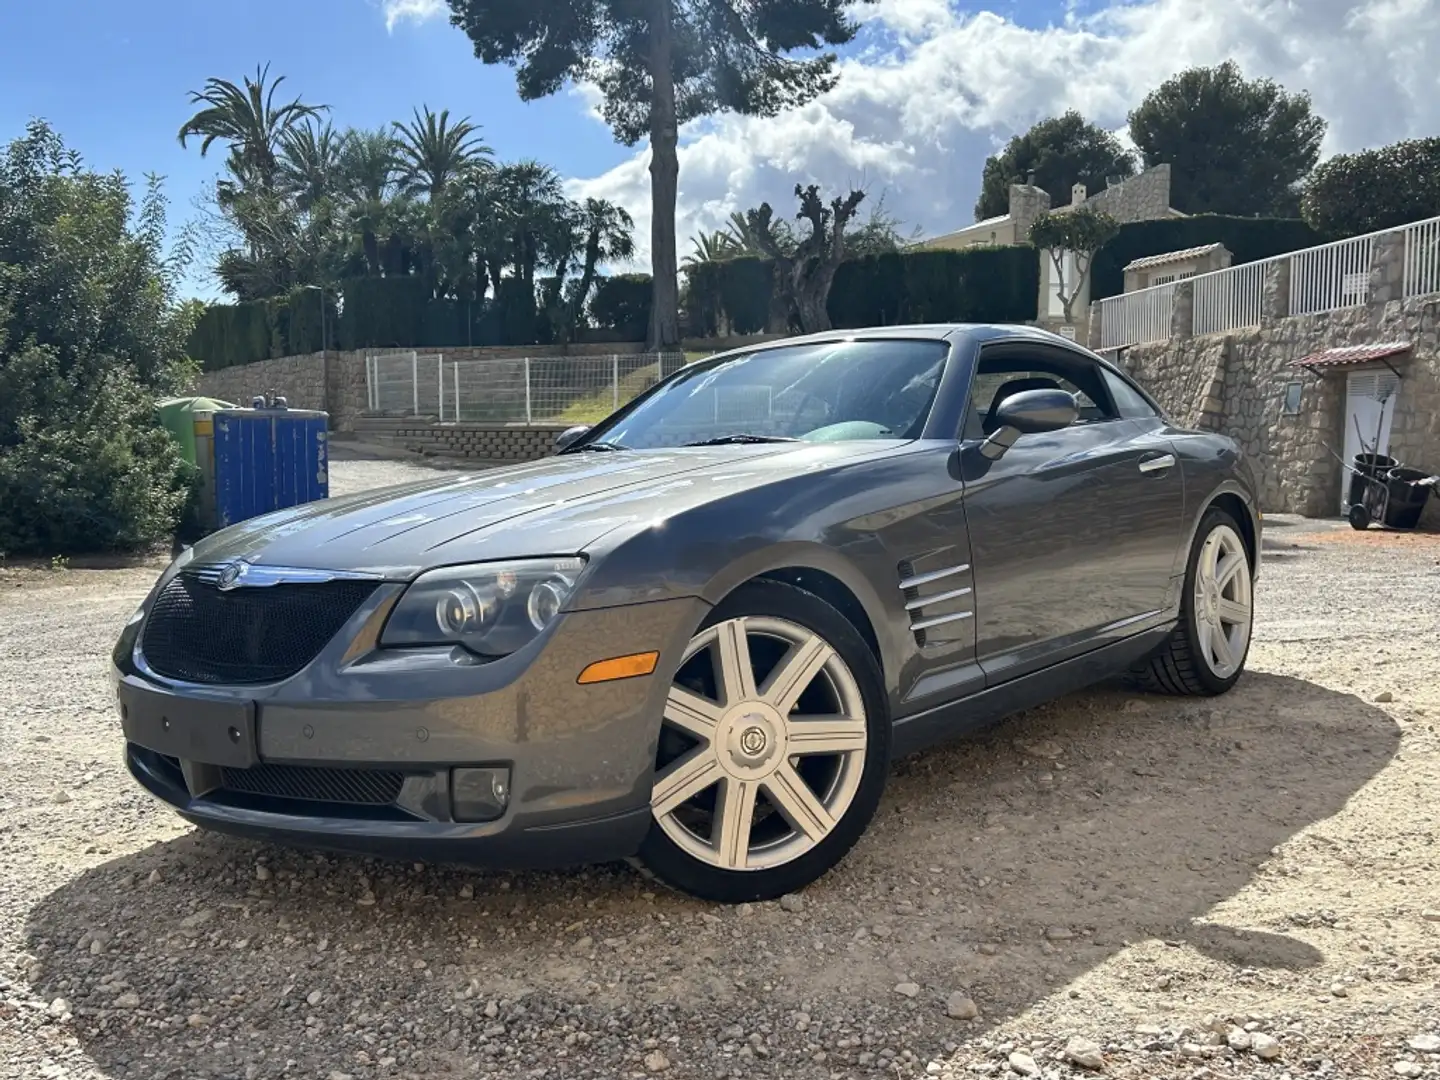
(644, 1050, 670, 1072)
(307, 990, 323, 1006)
(147, 869, 162, 885)
(1394, 1063, 1422, 1078)
(1375, 691, 1395, 703)
(1065, 1037, 1104, 1069)
(459, 883, 474, 899)
(894, 982, 921, 998)
(1226, 1027, 1252, 1051)
(779, 894, 804, 913)
(180, 909, 215, 930)
(946, 993, 979, 1020)
(115, 991, 140, 1009)
(1251, 1033, 1281, 1060)
(1008, 1051, 1040, 1076)
(51, 790, 72, 804)
(1421, 911, 1440, 923)
(254, 864, 271, 881)
(1330, 983, 1348, 997)
(1045, 926, 1075, 941)
(47, 997, 71, 1019)
(1408, 1036, 1440, 1053)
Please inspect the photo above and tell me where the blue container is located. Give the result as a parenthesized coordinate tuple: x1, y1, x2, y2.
(213, 408, 329, 528)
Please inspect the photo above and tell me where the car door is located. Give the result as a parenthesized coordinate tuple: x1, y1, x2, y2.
(959, 342, 1185, 685)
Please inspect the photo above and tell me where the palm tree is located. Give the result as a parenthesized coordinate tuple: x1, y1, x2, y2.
(682, 229, 737, 267)
(278, 121, 345, 211)
(178, 64, 327, 191)
(566, 198, 635, 333)
(392, 106, 493, 198)
(338, 127, 400, 275)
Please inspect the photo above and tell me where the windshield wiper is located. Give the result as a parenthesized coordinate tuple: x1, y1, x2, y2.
(567, 440, 628, 452)
(683, 434, 800, 446)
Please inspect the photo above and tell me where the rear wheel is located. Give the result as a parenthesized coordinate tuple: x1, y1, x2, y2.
(635, 581, 890, 903)
(1132, 507, 1254, 696)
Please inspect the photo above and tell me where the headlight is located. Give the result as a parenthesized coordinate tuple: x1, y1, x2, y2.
(381, 558, 586, 657)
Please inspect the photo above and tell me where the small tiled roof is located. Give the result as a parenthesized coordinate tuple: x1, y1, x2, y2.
(1292, 342, 1412, 369)
(1124, 243, 1225, 272)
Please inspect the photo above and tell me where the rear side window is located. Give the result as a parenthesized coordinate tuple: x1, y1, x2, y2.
(1101, 367, 1159, 420)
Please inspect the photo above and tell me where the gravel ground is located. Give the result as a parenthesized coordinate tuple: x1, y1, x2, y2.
(2, 455, 1438, 1080)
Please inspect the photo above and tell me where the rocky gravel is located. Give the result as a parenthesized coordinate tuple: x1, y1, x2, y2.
(2, 466, 1437, 1079)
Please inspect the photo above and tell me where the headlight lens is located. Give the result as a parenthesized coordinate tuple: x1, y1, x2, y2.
(381, 558, 585, 656)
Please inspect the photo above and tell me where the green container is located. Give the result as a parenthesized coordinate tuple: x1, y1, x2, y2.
(157, 396, 234, 465)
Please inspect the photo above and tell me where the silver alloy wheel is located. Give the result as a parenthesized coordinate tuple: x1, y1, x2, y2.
(1193, 523, 1253, 679)
(652, 616, 868, 871)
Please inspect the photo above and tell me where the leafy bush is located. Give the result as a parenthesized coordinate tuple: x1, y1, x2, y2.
(0, 121, 194, 554)
(590, 274, 653, 336)
(1089, 215, 1325, 299)
(1302, 138, 1440, 238)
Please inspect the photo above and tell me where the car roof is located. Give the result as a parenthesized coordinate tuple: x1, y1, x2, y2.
(708, 323, 1092, 355)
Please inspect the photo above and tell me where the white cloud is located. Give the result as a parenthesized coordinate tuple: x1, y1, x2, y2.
(568, 0, 1440, 271)
(381, 0, 445, 32)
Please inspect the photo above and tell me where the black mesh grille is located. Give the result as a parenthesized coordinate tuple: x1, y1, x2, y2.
(140, 573, 377, 685)
(220, 764, 405, 805)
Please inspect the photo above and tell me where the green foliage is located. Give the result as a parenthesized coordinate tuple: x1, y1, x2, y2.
(1127, 61, 1325, 216)
(1028, 208, 1120, 256)
(829, 247, 1039, 326)
(187, 287, 338, 369)
(590, 274, 654, 337)
(1302, 138, 1440, 238)
(1088, 215, 1326, 300)
(686, 247, 1040, 332)
(0, 120, 194, 553)
(338, 276, 431, 349)
(975, 111, 1136, 220)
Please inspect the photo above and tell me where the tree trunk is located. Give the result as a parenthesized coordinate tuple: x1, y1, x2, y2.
(646, 0, 682, 350)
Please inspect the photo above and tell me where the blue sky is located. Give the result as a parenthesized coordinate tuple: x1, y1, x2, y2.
(4, 0, 1437, 300)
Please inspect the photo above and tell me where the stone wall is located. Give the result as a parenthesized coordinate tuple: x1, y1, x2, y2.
(1121, 291, 1440, 523)
(1081, 164, 1174, 224)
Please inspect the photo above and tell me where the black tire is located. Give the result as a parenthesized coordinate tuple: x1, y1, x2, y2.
(1131, 506, 1253, 697)
(635, 580, 891, 903)
(1348, 502, 1371, 530)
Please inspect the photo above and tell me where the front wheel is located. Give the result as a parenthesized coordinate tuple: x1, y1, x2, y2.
(635, 581, 890, 903)
(1132, 507, 1255, 696)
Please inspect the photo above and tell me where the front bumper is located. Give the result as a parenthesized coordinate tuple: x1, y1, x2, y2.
(113, 586, 708, 869)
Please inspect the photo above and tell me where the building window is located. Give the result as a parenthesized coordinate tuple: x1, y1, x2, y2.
(1283, 381, 1303, 416)
(1151, 273, 1177, 286)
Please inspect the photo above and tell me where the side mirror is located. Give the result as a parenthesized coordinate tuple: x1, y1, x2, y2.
(980, 388, 1079, 461)
(554, 424, 592, 452)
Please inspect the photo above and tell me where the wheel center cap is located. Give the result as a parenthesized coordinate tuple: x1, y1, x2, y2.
(717, 706, 787, 780)
(740, 726, 768, 756)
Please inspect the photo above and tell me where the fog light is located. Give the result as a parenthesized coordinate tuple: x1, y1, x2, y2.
(450, 766, 510, 823)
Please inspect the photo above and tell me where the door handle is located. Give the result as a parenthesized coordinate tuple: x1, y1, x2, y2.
(1138, 453, 1176, 474)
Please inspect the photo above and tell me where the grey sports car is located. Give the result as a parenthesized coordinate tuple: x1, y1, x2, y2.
(113, 324, 1260, 902)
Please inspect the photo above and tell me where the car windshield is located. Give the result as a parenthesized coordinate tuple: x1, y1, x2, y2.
(587, 339, 949, 450)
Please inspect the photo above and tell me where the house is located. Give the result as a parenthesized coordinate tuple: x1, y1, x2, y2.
(914, 164, 1186, 336)
(1123, 243, 1233, 292)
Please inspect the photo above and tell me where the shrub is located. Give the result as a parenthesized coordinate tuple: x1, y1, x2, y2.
(1302, 138, 1440, 238)
(0, 121, 194, 554)
(590, 274, 653, 336)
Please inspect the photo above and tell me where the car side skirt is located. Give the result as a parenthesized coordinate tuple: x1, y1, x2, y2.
(890, 623, 1175, 758)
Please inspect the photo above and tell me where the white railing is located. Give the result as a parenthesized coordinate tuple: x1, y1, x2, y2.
(1191, 256, 1278, 336)
(1403, 217, 1440, 299)
(1098, 282, 1175, 348)
(441, 352, 688, 424)
(1289, 232, 1374, 315)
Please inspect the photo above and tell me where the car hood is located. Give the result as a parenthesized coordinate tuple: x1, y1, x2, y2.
(184, 441, 901, 576)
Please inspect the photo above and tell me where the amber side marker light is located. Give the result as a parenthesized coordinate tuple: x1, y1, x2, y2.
(577, 651, 660, 685)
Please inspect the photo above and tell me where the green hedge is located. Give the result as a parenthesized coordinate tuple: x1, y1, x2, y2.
(830, 247, 1040, 326)
(1089, 216, 1326, 299)
(686, 246, 1040, 334)
(590, 274, 653, 337)
(188, 290, 340, 370)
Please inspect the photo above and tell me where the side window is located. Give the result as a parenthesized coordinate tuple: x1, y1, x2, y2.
(1101, 367, 1159, 420)
(966, 349, 1121, 437)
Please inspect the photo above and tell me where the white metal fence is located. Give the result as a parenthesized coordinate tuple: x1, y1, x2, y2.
(1402, 217, 1440, 299)
(365, 350, 689, 423)
(1191, 256, 1278, 336)
(1097, 282, 1175, 348)
(1100, 212, 1440, 348)
(1289, 232, 1373, 315)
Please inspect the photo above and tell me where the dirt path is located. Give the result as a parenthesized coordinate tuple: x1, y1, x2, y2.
(2, 497, 1437, 1080)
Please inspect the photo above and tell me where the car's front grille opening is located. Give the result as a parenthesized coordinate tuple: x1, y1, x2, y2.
(140, 572, 377, 685)
(219, 764, 406, 806)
